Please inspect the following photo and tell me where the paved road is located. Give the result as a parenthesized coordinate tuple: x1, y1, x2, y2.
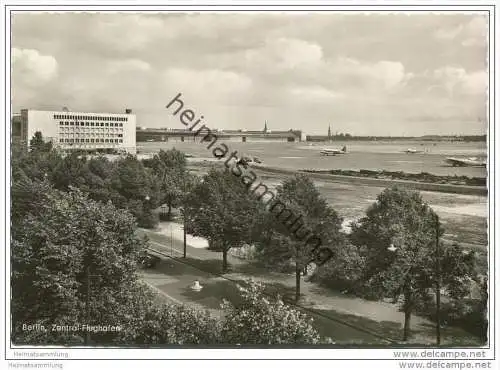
(137, 228, 480, 346)
(140, 246, 389, 344)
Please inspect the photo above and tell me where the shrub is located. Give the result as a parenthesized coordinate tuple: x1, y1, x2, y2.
(220, 280, 321, 344)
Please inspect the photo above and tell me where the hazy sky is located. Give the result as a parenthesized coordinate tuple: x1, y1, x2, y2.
(11, 12, 488, 136)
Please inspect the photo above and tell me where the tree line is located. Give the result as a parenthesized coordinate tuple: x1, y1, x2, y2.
(306, 134, 487, 142)
(11, 132, 487, 345)
(11, 133, 325, 345)
(184, 165, 485, 342)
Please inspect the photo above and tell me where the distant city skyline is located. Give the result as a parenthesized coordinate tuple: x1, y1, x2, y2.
(12, 13, 488, 136)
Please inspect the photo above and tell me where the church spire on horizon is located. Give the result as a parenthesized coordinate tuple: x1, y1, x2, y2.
(328, 125, 332, 140)
(263, 120, 268, 133)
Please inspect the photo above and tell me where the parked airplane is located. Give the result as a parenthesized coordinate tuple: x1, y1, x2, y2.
(445, 157, 486, 167)
(404, 148, 424, 154)
(320, 146, 347, 156)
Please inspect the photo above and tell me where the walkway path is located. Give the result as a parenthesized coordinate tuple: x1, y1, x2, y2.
(138, 228, 481, 346)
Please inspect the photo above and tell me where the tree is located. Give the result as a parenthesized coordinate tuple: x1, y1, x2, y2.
(11, 179, 148, 345)
(81, 156, 115, 203)
(351, 186, 476, 342)
(255, 174, 344, 302)
(109, 155, 161, 228)
(110, 155, 153, 201)
(49, 152, 160, 228)
(102, 282, 220, 346)
(184, 168, 261, 272)
(12, 139, 62, 183)
(220, 280, 321, 344)
(116, 279, 325, 345)
(11, 155, 332, 346)
(10, 175, 220, 346)
(51, 152, 89, 190)
(29, 131, 53, 153)
(478, 278, 488, 343)
(311, 241, 366, 294)
(146, 149, 188, 219)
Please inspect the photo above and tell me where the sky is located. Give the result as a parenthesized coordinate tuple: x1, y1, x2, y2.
(11, 12, 488, 136)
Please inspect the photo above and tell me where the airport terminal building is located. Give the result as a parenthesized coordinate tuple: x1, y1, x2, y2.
(13, 109, 137, 154)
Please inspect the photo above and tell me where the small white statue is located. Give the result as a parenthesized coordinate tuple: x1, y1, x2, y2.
(190, 280, 203, 292)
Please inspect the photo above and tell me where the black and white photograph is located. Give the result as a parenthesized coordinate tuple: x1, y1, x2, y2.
(2, 2, 497, 369)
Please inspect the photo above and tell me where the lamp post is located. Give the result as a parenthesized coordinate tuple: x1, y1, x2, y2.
(182, 176, 202, 259)
(183, 209, 187, 258)
(434, 214, 441, 346)
(387, 242, 412, 341)
(144, 194, 151, 216)
(182, 173, 187, 258)
(143, 195, 152, 229)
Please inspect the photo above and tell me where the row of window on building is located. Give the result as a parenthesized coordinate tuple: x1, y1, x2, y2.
(60, 134, 123, 139)
(60, 138, 123, 144)
(54, 114, 128, 122)
(60, 127, 123, 133)
(59, 121, 124, 127)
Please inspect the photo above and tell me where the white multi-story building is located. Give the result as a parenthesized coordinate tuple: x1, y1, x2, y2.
(14, 109, 136, 154)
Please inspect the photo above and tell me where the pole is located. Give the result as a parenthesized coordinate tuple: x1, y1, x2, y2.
(85, 266, 91, 346)
(183, 173, 187, 258)
(295, 245, 301, 302)
(183, 214, 187, 258)
(435, 214, 441, 346)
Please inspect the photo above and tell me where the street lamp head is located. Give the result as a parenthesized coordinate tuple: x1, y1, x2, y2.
(387, 244, 398, 252)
